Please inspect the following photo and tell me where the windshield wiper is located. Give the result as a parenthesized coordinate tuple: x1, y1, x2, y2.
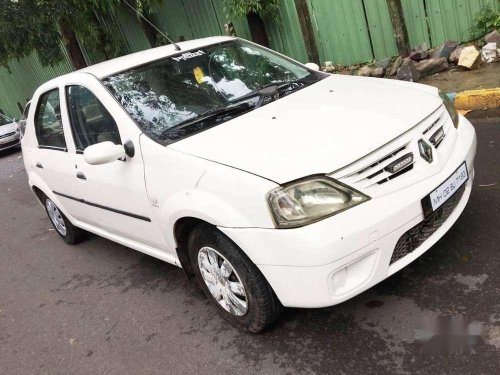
(164, 101, 253, 136)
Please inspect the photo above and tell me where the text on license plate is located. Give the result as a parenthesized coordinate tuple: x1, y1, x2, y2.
(429, 162, 468, 211)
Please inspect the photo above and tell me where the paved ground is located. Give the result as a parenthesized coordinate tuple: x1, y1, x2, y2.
(0, 113, 499, 374)
(420, 62, 500, 93)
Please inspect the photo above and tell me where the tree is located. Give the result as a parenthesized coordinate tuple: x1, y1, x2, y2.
(223, 0, 280, 47)
(0, 0, 162, 70)
(386, 0, 410, 57)
(120, 0, 166, 47)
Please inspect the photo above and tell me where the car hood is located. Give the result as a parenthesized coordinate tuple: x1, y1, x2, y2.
(170, 75, 442, 184)
(0, 122, 18, 136)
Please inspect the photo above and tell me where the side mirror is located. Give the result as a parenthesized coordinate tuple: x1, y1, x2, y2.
(304, 62, 320, 71)
(84, 141, 126, 165)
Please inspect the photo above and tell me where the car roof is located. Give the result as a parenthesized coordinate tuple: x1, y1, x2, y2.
(82, 36, 234, 79)
(35, 36, 235, 95)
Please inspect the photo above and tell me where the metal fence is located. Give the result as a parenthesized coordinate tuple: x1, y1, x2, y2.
(1, 0, 498, 117)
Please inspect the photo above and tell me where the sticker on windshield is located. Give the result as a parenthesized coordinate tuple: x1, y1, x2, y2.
(193, 66, 205, 84)
(172, 50, 206, 62)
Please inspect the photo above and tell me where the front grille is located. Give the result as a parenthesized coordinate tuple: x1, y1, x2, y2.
(331, 106, 451, 195)
(0, 132, 15, 139)
(0, 139, 20, 149)
(389, 184, 466, 265)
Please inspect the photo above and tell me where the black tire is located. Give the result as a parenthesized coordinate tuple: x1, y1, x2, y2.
(43, 195, 87, 245)
(188, 223, 282, 333)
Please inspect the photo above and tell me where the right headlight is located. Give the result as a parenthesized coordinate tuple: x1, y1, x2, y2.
(439, 90, 459, 128)
(267, 176, 370, 229)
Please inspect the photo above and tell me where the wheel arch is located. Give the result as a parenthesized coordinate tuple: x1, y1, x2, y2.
(173, 216, 213, 279)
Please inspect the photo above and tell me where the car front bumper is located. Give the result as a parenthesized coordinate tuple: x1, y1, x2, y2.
(0, 133, 21, 150)
(220, 116, 477, 308)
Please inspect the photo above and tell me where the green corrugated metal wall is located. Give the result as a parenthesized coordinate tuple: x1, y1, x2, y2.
(307, 0, 374, 64)
(266, 0, 308, 63)
(0, 51, 73, 117)
(363, 0, 399, 60)
(425, 0, 500, 46)
(401, 0, 431, 48)
(1, 0, 497, 116)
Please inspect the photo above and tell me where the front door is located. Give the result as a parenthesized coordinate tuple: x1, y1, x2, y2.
(60, 74, 166, 250)
(29, 87, 86, 220)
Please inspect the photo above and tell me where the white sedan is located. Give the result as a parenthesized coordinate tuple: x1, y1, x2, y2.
(0, 113, 21, 151)
(21, 37, 476, 332)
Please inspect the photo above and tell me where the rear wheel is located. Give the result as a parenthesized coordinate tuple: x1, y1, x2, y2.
(44, 197, 86, 244)
(188, 223, 282, 333)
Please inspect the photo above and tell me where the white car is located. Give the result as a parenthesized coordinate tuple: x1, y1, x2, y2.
(22, 37, 476, 332)
(0, 113, 21, 151)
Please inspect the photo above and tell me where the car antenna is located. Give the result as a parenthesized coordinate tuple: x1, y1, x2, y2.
(121, 0, 182, 51)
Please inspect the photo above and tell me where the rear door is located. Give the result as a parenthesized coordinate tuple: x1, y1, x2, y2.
(61, 73, 166, 250)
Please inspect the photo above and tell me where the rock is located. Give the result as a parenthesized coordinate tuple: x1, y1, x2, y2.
(388, 56, 403, 76)
(432, 40, 458, 59)
(375, 57, 391, 69)
(397, 58, 421, 82)
(357, 66, 373, 77)
(449, 46, 464, 64)
(415, 57, 449, 77)
(484, 29, 500, 45)
(458, 46, 481, 69)
(410, 42, 429, 61)
(372, 67, 385, 78)
(481, 42, 499, 63)
(323, 61, 335, 73)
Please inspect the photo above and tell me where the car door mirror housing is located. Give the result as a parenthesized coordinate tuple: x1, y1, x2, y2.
(83, 142, 126, 165)
(304, 63, 320, 71)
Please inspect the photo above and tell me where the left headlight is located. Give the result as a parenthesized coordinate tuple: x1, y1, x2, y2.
(439, 90, 459, 128)
(267, 177, 370, 229)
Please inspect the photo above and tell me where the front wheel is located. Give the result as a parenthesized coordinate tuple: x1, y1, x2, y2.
(44, 197, 87, 244)
(188, 224, 282, 333)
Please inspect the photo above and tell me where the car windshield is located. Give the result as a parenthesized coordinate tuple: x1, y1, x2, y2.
(0, 114, 13, 126)
(102, 40, 326, 143)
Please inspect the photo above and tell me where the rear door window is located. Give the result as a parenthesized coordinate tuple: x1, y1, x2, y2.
(66, 85, 121, 152)
(34, 89, 66, 149)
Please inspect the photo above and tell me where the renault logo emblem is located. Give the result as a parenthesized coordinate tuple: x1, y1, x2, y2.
(418, 139, 433, 163)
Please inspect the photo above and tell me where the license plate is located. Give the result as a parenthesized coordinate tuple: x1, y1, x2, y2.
(421, 162, 468, 218)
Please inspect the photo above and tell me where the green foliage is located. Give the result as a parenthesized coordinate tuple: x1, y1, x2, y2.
(223, 0, 280, 20)
(0, 0, 161, 68)
(471, 5, 500, 39)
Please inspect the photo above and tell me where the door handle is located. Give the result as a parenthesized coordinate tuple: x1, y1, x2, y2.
(36, 162, 43, 169)
(76, 172, 87, 180)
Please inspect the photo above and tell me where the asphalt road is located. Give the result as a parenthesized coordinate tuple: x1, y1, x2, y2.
(1, 114, 499, 374)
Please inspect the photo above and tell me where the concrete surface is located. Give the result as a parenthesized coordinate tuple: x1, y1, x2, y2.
(420, 62, 500, 93)
(0, 113, 499, 374)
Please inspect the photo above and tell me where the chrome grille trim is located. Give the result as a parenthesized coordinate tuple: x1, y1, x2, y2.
(0, 132, 16, 139)
(331, 106, 453, 195)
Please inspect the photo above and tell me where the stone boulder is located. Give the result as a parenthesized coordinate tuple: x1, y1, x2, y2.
(372, 67, 385, 78)
(458, 46, 482, 69)
(415, 58, 449, 77)
(357, 66, 373, 77)
(432, 40, 458, 59)
(449, 46, 464, 64)
(484, 29, 500, 45)
(410, 43, 429, 61)
(388, 56, 403, 76)
(397, 58, 420, 82)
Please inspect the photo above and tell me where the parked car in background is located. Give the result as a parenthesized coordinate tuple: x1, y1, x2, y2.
(21, 36, 476, 332)
(0, 113, 21, 151)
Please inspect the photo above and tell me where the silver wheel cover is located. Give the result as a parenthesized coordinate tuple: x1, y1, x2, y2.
(198, 246, 248, 316)
(45, 199, 67, 236)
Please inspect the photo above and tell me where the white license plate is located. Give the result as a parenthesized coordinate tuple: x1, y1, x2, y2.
(422, 162, 468, 217)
